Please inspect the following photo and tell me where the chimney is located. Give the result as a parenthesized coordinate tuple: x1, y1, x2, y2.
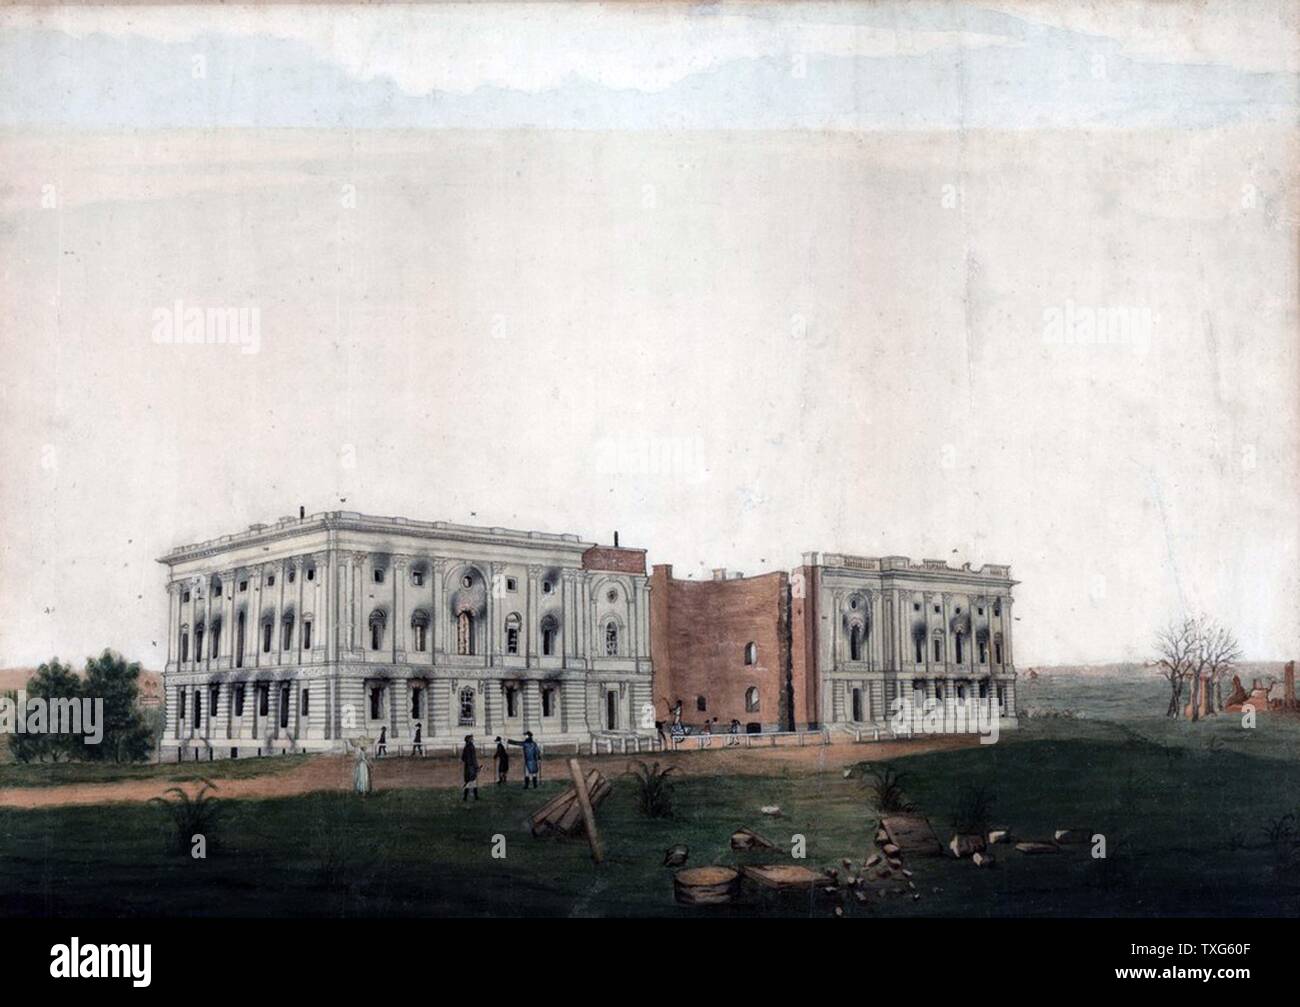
(712, 568, 727, 581)
(614, 531, 620, 548)
(299, 505, 305, 520)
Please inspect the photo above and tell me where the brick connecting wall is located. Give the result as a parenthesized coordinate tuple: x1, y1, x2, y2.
(649, 565, 806, 731)
(581, 546, 646, 574)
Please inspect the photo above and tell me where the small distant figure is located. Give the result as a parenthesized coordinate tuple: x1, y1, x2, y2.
(494, 736, 509, 784)
(411, 722, 423, 756)
(508, 731, 541, 788)
(729, 718, 741, 734)
(701, 718, 713, 735)
(461, 735, 480, 801)
(726, 718, 742, 746)
(352, 740, 372, 796)
(376, 725, 388, 757)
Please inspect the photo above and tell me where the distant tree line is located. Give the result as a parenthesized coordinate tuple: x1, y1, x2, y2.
(5, 650, 153, 763)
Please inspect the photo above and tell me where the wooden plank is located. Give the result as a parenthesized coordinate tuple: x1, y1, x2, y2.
(554, 771, 602, 832)
(568, 758, 604, 863)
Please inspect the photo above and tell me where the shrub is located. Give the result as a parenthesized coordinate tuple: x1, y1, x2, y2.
(149, 780, 222, 855)
(627, 760, 676, 818)
(950, 783, 996, 836)
(863, 763, 913, 813)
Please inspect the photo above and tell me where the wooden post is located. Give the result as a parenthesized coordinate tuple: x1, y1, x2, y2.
(568, 757, 604, 863)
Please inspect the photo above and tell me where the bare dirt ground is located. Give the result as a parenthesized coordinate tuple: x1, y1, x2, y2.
(0, 734, 981, 810)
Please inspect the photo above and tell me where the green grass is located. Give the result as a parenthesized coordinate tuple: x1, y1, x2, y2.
(1, 718, 1297, 917)
(0, 754, 309, 789)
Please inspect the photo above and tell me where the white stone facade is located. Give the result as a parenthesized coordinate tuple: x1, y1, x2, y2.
(157, 512, 655, 760)
(801, 552, 1018, 730)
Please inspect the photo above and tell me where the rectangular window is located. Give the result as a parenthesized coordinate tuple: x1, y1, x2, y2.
(267, 575, 275, 587)
(234, 684, 245, 718)
(182, 590, 191, 603)
(411, 689, 422, 720)
(279, 685, 290, 729)
(303, 620, 313, 650)
(505, 686, 518, 718)
(262, 622, 272, 653)
(301, 689, 310, 716)
(259, 685, 269, 717)
(193, 690, 202, 727)
(180, 631, 189, 663)
(282, 621, 293, 650)
(413, 624, 426, 652)
(373, 569, 384, 584)
(933, 638, 943, 662)
(459, 690, 475, 726)
(542, 688, 555, 717)
(239, 580, 248, 592)
(913, 602, 920, 612)
(209, 685, 219, 716)
(306, 568, 315, 581)
(506, 577, 517, 592)
(995, 642, 1003, 664)
(412, 570, 424, 586)
(506, 627, 519, 655)
(370, 687, 382, 720)
(178, 689, 187, 720)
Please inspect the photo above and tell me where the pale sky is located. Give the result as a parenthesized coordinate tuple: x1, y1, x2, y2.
(0, 2, 1297, 668)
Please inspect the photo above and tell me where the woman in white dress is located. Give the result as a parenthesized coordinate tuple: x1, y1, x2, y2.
(351, 738, 373, 796)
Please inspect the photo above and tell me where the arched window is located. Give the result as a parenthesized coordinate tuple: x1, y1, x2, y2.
(932, 633, 944, 663)
(696, 695, 707, 712)
(457, 611, 475, 655)
(302, 618, 313, 651)
(540, 614, 558, 656)
(281, 613, 294, 651)
(411, 610, 429, 652)
(744, 642, 757, 665)
(505, 613, 521, 655)
(261, 618, 273, 654)
(994, 633, 1004, 665)
(604, 621, 619, 657)
(745, 687, 760, 713)
(369, 611, 386, 652)
(849, 624, 862, 661)
(458, 686, 476, 726)
(180, 627, 189, 664)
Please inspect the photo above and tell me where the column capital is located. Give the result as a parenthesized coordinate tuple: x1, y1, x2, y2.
(392, 555, 410, 571)
(527, 564, 543, 578)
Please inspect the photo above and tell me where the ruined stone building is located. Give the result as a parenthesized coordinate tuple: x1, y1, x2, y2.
(159, 513, 1017, 759)
(651, 553, 1019, 734)
(157, 512, 654, 760)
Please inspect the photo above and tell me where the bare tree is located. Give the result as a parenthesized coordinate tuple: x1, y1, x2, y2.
(1154, 617, 1197, 718)
(1199, 619, 1242, 714)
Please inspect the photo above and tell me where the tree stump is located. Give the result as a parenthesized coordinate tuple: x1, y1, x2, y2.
(673, 866, 740, 905)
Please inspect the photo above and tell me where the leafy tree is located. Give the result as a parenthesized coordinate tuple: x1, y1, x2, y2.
(8, 660, 83, 763)
(81, 649, 152, 763)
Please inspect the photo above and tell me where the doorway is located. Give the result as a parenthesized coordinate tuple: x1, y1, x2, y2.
(851, 688, 863, 722)
(606, 690, 617, 730)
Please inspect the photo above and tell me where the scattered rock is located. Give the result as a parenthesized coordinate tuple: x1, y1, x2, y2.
(987, 829, 1012, 845)
(865, 853, 882, 868)
(880, 814, 945, 857)
(731, 827, 777, 851)
(663, 844, 689, 868)
(947, 833, 986, 859)
(882, 842, 901, 856)
(901, 868, 914, 877)
(972, 852, 995, 868)
(887, 857, 903, 870)
(1015, 841, 1060, 855)
(760, 805, 782, 817)
(1054, 829, 1092, 844)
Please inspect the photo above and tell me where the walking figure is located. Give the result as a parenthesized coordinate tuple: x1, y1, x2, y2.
(494, 736, 509, 784)
(461, 734, 480, 801)
(411, 722, 423, 756)
(508, 731, 541, 788)
(376, 725, 388, 757)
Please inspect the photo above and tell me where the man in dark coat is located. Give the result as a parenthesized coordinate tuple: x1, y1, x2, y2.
(493, 736, 509, 784)
(508, 731, 541, 788)
(460, 735, 480, 801)
(376, 725, 388, 757)
(411, 722, 424, 756)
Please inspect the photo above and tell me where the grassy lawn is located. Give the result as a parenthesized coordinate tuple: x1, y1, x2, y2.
(0, 755, 310, 789)
(1, 717, 1297, 917)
